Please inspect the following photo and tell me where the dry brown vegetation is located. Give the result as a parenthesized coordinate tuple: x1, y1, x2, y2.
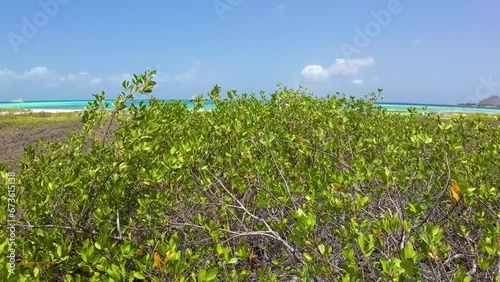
(0, 118, 83, 172)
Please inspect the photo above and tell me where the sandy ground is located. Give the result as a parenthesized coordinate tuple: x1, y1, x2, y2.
(30, 109, 84, 113)
(0, 114, 84, 172)
(0, 111, 120, 172)
(0, 109, 83, 115)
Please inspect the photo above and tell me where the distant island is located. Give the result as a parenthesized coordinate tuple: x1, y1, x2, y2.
(459, 95, 500, 107)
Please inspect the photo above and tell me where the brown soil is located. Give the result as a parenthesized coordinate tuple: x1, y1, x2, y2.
(0, 120, 83, 172)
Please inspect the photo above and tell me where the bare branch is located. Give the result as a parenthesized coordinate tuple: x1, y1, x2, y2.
(208, 170, 306, 266)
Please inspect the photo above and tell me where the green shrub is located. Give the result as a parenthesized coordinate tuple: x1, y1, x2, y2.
(1, 70, 499, 281)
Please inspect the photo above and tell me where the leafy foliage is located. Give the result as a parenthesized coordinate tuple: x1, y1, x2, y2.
(1, 70, 500, 281)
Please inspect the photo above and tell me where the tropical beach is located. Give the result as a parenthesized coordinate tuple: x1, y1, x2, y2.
(2, 1, 500, 281)
(2, 99, 500, 114)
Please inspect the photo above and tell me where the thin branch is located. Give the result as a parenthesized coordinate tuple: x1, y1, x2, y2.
(474, 196, 500, 220)
(437, 200, 460, 224)
(76, 161, 121, 227)
(413, 154, 452, 230)
(14, 224, 124, 241)
(269, 150, 296, 210)
(467, 261, 477, 276)
(444, 254, 465, 265)
(116, 210, 123, 240)
(208, 170, 306, 266)
(220, 229, 278, 244)
(276, 137, 355, 173)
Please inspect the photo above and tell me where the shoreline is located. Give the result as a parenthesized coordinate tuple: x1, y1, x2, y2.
(2, 109, 500, 116)
(0, 109, 83, 115)
(29, 109, 84, 114)
(0, 108, 213, 115)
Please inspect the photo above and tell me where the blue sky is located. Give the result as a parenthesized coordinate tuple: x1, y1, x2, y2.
(1, 0, 499, 104)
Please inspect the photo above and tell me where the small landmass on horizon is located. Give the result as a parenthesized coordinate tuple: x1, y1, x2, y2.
(459, 95, 500, 107)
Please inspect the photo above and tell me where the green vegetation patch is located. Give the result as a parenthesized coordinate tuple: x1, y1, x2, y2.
(0, 108, 30, 114)
(1, 71, 499, 281)
(0, 111, 81, 130)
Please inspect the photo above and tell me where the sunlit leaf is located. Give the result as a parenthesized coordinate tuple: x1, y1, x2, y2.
(330, 183, 342, 190)
(303, 253, 313, 262)
(153, 252, 162, 269)
(164, 250, 174, 264)
(427, 249, 440, 261)
(317, 244, 325, 255)
(133, 272, 146, 279)
(23, 261, 35, 268)
(450, 179, 461, 203)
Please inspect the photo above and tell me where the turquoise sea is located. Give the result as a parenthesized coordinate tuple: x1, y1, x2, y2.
(0, 99, 214, 111)
(1, 99, 500, 114)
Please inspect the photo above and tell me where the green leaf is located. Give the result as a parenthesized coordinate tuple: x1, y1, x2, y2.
(133, 272, 146, 279)
(317, 244, 325, 255)
(57, 245, 63, 257)
(34, 266, 40, 277)
(198, 269, 206, 281)
(303, 253, 313, 262)
(205, 269, 218, 281)
(357, 233, 365, 252)
(403, 242, 415, 260)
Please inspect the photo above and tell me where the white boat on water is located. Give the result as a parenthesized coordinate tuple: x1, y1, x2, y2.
(11, 98, 23, 103)
(189, 96, 211, 102)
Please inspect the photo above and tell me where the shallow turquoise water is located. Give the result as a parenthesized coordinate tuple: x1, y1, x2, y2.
(1, 99, 499, 114)
(0, 99, 216, 111)
(377, 102, 500, 114)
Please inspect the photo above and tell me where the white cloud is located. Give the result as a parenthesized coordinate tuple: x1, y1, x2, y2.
(329, 58, 374, 76)
(59, 74, 77, 82)
(108, 67, 199, 85)
(301, 57, 374, 81)
(21, 66, 54, 80)
(0, 68, 16, 82)
(106, 68, 200, 86)
(352, 79, 364, 85)
(107, 59, 213, 86)
(155, 68, 198, 83)
(108, 73, 133, 84)
(1, 64, 208, 88)
(0, 66, 102, 86)
(301, 65, 330, 81)
(90, 77, 103, 84)
(172, 68, 197, 81)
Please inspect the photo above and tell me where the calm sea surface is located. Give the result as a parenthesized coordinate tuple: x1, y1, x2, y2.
(1, 99, 500, 114)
